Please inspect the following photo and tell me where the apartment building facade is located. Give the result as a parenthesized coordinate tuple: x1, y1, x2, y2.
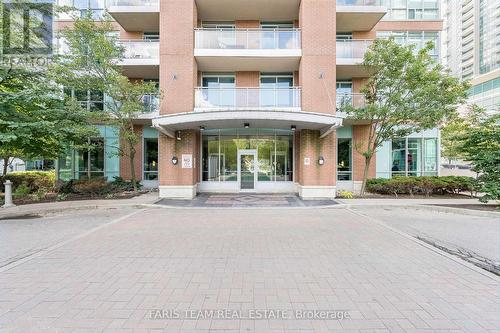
(55, 0, 443, 199)
(443, 0, 500, 113)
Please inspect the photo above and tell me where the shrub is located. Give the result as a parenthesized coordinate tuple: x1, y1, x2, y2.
(57, 179, 75, 194)
(1, 171, 56, 193)
(13, 183, 31, 199)
(366, 176, 476, 197)
(337, 190, 354, 199)
(72, 177, 111, 195)
(110, 176, 142, 192)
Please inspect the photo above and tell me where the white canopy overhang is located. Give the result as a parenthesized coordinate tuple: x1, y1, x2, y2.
(152, 110, 343, 138)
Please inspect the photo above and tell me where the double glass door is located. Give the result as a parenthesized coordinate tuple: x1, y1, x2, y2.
(238, 150, 257, 190)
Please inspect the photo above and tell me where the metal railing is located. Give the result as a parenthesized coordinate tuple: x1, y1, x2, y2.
(336, 93, 366, 109)
(336, 0, 381, 5)
(108, 0, 158, 6)
(195, 87, 301, 109)
(195, 28, 301, 50)
(336, 39, 373, 59)
(118, 40, 159, 59)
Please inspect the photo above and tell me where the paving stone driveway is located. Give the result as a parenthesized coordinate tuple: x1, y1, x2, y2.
(1, 207, 499, 333)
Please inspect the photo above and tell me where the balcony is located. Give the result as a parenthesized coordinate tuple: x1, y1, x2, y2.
(194, 87, 301, 111)
(107, 0, 159, 31)
(118, 40, 159, 78)
(336, 39, 373, 79)
(336, 93, 366, 110)
(336, 0, 387, 31)
(194, 29, 301, 71)
(141, 94, 160, 114)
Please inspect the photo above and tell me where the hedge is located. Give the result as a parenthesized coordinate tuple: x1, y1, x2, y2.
(366, 176, 477, 197)
(0, 171, 56, 193)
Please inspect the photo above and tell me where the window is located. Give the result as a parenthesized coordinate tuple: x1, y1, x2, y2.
(57, 0, 105, 19)
(376, 31, 439, 62)
(337, 139, 352, 181)
(336, 81, 353, 108)
(143, 32, 160, 41)
(201, 74, 236, 107)
(65, 88, 104, 112)
(260, 22, 295, 49)
(260, 73, 294, 107)
(381, 0, 439, 20)
(143, 138, 158, 180)
(391, 138, 438, 177)
(78, 138, 105, 179)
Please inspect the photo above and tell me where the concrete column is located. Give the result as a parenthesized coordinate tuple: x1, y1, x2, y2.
(2, 180, 15, 208)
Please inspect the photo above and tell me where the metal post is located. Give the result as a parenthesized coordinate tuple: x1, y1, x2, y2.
(2, 180, 15, 208)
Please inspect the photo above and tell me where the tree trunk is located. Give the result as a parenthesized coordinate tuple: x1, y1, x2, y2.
(359, 155, 372, 196)
(2, 156, 10, 176)
(128, 143, 137, 192)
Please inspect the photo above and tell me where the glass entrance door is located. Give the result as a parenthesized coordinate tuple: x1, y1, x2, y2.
(238, 150, 257, 190)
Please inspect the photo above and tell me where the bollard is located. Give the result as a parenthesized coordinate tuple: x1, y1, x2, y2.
(2, 180, 16, 208)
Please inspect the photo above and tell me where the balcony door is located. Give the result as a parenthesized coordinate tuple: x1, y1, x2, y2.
(260, 73, 294, 107)
(202, 74, 235, 107)
(201, 22, 236, 49)
(336, 81, 353, 109)
(260, 22, 294, 49)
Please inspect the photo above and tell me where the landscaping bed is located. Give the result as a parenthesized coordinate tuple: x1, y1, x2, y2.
(0, 171, 147, 206)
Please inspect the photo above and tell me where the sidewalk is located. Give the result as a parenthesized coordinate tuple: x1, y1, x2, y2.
(0, 192, 159, 219)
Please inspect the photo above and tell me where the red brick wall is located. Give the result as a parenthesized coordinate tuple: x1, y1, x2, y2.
(158, 130, 199, 186)
(297, 130, 336, 186)
(236, 72, 260, 87)
(299, 0, 336, 114)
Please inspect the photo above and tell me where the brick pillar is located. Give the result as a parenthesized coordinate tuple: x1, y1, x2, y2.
(352, 125, 376, 193)
(297, 129, 336, 199)
(299, 0, 336, 115)
(158, 129, 199, 199)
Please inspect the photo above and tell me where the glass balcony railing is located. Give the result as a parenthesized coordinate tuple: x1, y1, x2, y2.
(336, 93, 366, 109)
(117, 40, 159, 59)
(337, 0, 381, 5)
(108, 0, 159, 6)
(194, 29, 301, 50)
(141, 94, 159, 113)
(336, 39, 373, 59)
(195, 87, 301, 109)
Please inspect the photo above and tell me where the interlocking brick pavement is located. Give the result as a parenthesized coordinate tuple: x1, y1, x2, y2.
(0, 207, 499, 332)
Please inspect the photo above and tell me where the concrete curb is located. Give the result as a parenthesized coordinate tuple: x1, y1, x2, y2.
(346, 204, 500, 218)
(346, 208, 500, 282)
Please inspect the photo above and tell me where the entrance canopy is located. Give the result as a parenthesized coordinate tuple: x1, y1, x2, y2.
(152, 110, 344, 138)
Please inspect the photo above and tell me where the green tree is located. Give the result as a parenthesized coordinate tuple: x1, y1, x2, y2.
(341, 39, 469, 195)
(51, 14, 158, 190)
(441, 105, 485, 166)
(456, 113, 499, 203)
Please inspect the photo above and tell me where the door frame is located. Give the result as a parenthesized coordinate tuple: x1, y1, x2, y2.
(237, 149, 257, 192)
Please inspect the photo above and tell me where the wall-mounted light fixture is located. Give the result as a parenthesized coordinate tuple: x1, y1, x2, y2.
(199, 126, 205, 131)
(171, 156, 178, 165)
(176, 131, 181, 141)
(244, 123, 250, 128)
(318, 156, 325, 165)
(291, 125, 296, 131)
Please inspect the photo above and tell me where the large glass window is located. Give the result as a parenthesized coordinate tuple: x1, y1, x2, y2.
(57, 0, 105, 19)
(202, 74, 236, 107)
(78, 138, 105, 179)
(260, 22, 294, 49)
(143, 138, 158, 180)
(376, 31, 439, 62)
(381, 0, 439, 20)
(336, 81, 353, 108)
(202, 129, 293, 183)
(65, 88, 104, 112)
(337, 138, 352, 181)
(391, 137, 438, 177)
(260, 73, 294, 107)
